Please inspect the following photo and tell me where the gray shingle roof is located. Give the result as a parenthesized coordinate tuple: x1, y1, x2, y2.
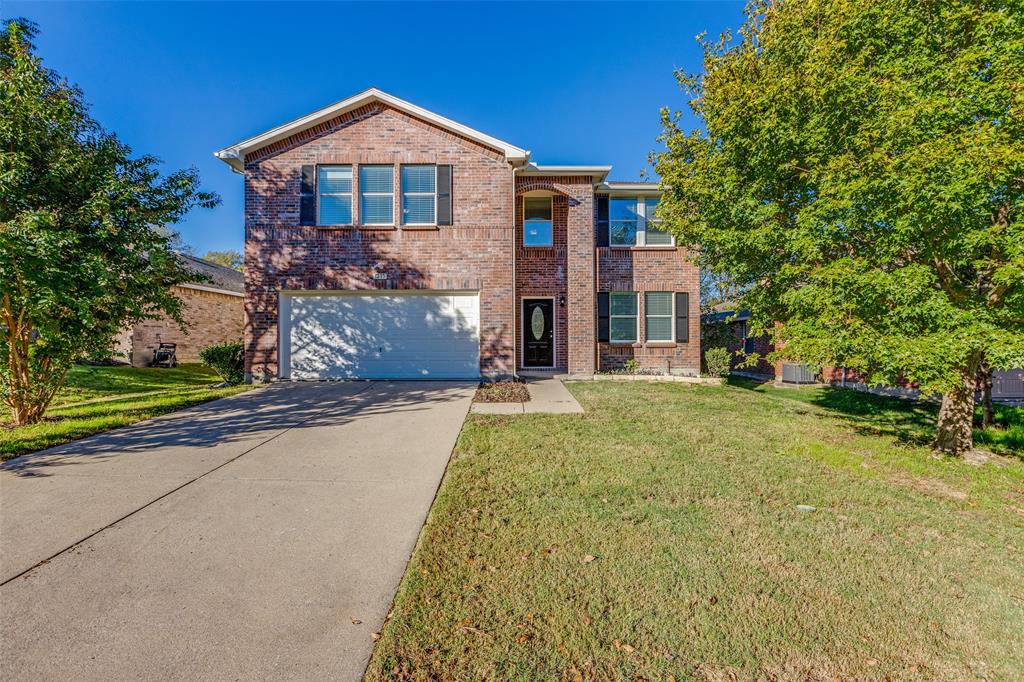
(178, 254, 244, 294)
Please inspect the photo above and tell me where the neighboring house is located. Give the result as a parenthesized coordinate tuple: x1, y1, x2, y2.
(705, 306, 1024, 402)
(701, 306, 775, 377)
(214, 88, 699, 381)
(115, 255, 244, 367)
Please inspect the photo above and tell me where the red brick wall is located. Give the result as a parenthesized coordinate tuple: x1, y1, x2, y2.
(126, 286, 243, 366)
(513, 176, 596, 372)
(596, 246, 701, 375)
(243, 104, 515, 380)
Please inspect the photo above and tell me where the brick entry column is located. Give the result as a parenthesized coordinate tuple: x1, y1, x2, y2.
(565, 182, 595, 375)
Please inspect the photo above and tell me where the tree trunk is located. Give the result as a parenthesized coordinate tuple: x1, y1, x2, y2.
(978, 359, 995, 429)
(933, 351, 982, 457)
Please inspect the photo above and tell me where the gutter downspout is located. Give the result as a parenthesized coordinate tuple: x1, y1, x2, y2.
(511, 162, 520, 380)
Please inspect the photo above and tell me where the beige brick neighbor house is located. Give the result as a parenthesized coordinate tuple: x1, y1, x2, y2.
(115, 255, 244, 367)
(215, 88, 699, 382)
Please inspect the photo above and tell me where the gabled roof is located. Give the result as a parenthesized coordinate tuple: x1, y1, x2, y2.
(214, 88, 530, 172)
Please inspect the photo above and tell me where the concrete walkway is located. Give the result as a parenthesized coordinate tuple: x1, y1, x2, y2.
(0, 381, 475, 681)
(471, 374, 584, 415)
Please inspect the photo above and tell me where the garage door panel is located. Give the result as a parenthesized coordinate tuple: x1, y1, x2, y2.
(284, 293, 480, 380)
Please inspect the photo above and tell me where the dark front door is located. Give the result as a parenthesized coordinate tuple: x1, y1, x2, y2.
(523, 299, 554, 367)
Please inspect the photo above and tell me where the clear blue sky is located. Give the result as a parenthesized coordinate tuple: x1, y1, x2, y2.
(4, 1, 745, 255)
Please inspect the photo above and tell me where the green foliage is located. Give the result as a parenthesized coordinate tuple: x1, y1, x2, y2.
(701, 319, 734, 350)
(655, 0, 1024, 399)
(1, 364, 249, 460)
(201, 249, 243, 272)
(0, 19, 218, 424)
(199, 342, 244, 385)
(704, 346, 733, 377)
(623, 358, 642, 375)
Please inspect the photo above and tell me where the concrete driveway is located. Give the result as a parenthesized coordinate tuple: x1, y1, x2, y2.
(0, 381, 474, 681)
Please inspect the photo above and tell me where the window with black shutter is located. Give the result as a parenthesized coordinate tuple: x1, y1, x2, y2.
(675, 292, 689, 342)
(598, 292, 610, 342)
(437, 164, 453, 225)
(299, 165, 316, 225)
(596, 195, 609, 247)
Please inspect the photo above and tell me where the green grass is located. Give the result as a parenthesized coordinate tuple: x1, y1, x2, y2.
(1, 363, 251, 460)
(367, 380, 1024, 681)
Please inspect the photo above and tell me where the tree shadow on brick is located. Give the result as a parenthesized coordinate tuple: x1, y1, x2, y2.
(244, 164, 513, 381)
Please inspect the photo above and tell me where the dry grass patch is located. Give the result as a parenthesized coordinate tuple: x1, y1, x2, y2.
(475, 380, 530, 403)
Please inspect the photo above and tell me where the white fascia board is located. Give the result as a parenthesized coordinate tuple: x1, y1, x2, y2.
(213, 88, 529, 173)
(518, 163, 612, 182)
(598, 181, 663, 195)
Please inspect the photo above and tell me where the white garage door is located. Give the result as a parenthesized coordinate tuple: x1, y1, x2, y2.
(280, 292, 480, 380)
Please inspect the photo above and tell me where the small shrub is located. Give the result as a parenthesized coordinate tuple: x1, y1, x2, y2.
(704, 347, 732, 378)
(199, 342, 244, 385)
(624, 359, 642, 375)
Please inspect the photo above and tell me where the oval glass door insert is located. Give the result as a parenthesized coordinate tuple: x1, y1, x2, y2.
(531, 306, 545, 340)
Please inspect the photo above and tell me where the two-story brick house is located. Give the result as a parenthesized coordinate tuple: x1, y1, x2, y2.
(215, 89, 699, 381)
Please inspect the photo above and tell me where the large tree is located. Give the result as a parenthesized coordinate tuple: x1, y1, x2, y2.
(201, 249, 243, 272)
(656, 0, 1024, 456)
(0, 19, 218, 425)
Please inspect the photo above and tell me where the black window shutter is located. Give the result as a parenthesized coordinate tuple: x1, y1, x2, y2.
(598, 292, 610, 342)
(299, 165, 316, 226)
(675, 292, 689, 342)
(437, 165, 453, 225)
(596, 195, 609, 247)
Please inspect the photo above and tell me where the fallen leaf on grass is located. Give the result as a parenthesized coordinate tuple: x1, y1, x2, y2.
(866, 658, 879, 666)
(457, 625, 490, 638)
(582, 554, 597, 563)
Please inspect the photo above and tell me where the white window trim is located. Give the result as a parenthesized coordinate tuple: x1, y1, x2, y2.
(401, 164, 437, 226)
(523, 196, 554, 247)
(317, 164, 353, 226)
(641, 198, 674, 247)
(360, 165, 395, 226)
(645, 291, 675, 343)
(609, 291, 639, 344)
(609, 197, 675, 248)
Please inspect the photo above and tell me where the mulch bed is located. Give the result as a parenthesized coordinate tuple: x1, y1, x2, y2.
(474, 380, 530, 403)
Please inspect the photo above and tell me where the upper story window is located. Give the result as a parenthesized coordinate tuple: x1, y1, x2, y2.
(360, 165, 394, 225)
(401, 165, 436, 225)
(609, 198, 639, 246)
(523, 196, 553, 247)
(644, 198, 673, 246)
(318, 165, 352, 225)
(605, 196, 674, 247)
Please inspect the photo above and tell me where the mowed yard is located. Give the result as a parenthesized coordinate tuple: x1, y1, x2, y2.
(368, 380, 1024, 681)
(1, 363, 250, 460)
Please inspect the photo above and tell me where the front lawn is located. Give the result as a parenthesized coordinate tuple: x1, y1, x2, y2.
(1, 363, 251, 460)
(367, 380, 1024, 680)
